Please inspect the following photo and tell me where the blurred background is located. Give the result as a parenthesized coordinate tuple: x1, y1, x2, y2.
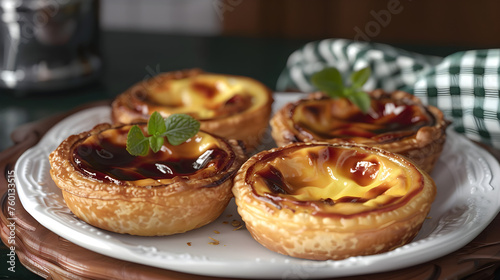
(104, 0, 500, 47)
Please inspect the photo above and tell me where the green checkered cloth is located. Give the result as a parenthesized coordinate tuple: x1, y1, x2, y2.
(277, 39, 500, 149)
(413, 49, 500, 149)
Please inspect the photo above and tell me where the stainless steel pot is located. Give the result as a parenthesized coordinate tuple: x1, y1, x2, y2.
(0, 0, 101, 92)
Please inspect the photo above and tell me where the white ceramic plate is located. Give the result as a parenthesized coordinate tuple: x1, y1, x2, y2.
(15, 93, 500, 279)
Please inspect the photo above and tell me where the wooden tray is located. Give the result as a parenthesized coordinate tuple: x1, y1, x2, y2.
(1, 102, 500, 280)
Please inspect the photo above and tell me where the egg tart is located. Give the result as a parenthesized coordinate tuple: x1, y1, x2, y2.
(233, 142, 436, 260)
(49, 123, 246, 236)
(111, 69, 273, 151)
(270, 90, 449, 173)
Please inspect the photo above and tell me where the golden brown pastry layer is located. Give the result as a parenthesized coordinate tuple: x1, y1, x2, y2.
(270, 90, 449, 173)
(49, 123, 246, 236)
(233, 142, 436, 260)
(111, 69, 273, 151)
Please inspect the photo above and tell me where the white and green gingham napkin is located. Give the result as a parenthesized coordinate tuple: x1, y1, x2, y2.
(277, 39, 500, 149)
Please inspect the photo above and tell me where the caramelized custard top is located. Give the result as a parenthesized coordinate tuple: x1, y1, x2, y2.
(291, 94, 435, 143)
(71, 125, 233, 186)
(246, 144, 424, 216)
(132, 74, 269, 120)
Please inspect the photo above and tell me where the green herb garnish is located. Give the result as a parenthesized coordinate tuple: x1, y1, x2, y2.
(311, 66, 372, 113)
(126, 112, 200, 156)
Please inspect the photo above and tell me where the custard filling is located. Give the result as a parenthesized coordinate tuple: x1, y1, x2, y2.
(247, 145, 423, 216)
(292, 97, 434, 143)
(71, 126, 232, 186)
(135, 74, 269, 120)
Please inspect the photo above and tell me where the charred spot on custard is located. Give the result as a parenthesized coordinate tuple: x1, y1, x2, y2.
(217, 94, 252, 116)
(192, 82, 218, 99)
(321, 198, 335, 205)
(256, 165, 291, 195)
(305, 150, 319, 163)
(303, 104, 324, 121)
(335, 196, 368, 203)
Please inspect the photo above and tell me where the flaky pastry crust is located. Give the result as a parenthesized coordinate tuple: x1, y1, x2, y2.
(49, 123, 246, 236)
(270, 90, 449, 173)
(111, 69, 273, 151)
(233, 142, 436, 260)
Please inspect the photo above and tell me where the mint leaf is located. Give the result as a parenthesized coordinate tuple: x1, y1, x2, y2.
(148, 111, 167, 137)
(311, 66, 372, 114)
(164, 114, 201, 146)
(310, 67, 344, 97)
(126, 125, 150, 156)
(350, 66, 371, 89)
(348, 90, 372, 113)
(149, 136, 164, 153)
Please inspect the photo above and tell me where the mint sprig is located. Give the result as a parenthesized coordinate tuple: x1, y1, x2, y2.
(126, 112, 200, 156)
(311, 66, 372, 113)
